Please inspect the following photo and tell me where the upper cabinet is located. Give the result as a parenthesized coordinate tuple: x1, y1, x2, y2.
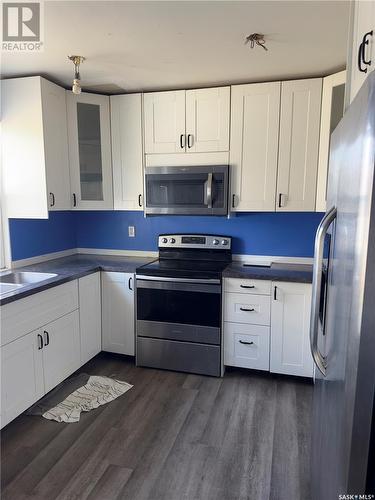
(316, 71, 346, 212)
(348, 0, 375, 104)
(1, 77, 71, 218)
(143, 87, 230, 155)
(185, 87, 230, 152)
(230, 82, 280, 211)
(276, 78, 322, 212)
(143, 91, 185, 153)
(66, 92, 113, 210)
(110, 94, 144, 210)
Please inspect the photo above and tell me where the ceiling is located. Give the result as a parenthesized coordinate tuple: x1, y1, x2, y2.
(1, 0, 351, 94)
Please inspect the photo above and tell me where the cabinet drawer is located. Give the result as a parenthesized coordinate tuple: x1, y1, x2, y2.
(224, 322, 270, 370)
(1, 281, 79, 346)
(224, 278, 271, 295)
(224, 292, 271, 325)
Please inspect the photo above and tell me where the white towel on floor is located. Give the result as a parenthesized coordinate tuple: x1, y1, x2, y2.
(42, 375, 133, 423)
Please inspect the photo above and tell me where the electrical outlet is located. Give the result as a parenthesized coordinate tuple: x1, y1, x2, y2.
(128, 226, 135, 237)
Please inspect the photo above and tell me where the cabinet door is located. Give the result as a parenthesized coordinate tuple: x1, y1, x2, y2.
(79, 273, 101, 365)
(102, 272, 135, 355)
(185, 87, 230, 153)
(1, 77, 49, 218)
(41, 78, 71, 210)
(349, 1, 375, 103)
(67, 92, 113, 210)
(42, 310, 81, 393)
(270, 282, 313, 377)
(1, 330, 44, 427)
(316, 71, 346, 212)
(277, 79, 322, 212)
(111, 94, 144, 210)
(143, 91, 185, 153)
(230, 82, 280, 211)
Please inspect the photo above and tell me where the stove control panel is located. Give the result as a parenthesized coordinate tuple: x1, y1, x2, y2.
(158, 234, 232, 250)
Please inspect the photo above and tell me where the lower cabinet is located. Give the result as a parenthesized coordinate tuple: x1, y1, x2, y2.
(79, 273, 102, 364)
(223, 278, 313, 377)
(224, 322, 270, 371)
(1, 309, 80, 427)
(1, 329, 44, 427)
(270, 282, 313, 377)
(42, 310, 81, 393)
(102, 272, 135, 355)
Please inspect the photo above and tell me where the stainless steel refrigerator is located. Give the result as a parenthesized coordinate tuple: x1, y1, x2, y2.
(310, 71, 375, 499)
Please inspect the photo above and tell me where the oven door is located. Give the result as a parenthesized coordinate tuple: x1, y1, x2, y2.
(136, 276, 221, 345)
(144, 165, 228, 215)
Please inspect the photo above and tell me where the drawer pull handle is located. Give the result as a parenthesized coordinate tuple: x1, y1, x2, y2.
(240, 285, 255, 289)
(37, 334, 43, 350)
(43, 330, 50, 346)
(240, 307, 255, 312)
(239, 340, 254, 346)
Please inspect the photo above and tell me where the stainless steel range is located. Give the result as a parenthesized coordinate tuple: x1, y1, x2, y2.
(135, 234, 232, 377)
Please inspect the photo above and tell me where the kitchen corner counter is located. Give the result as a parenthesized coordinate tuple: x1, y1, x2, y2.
(0, 254, 155, 306)
(222, 261, 313, 284)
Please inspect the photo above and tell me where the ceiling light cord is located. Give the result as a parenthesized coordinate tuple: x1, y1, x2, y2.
(68, 55, 85, 94)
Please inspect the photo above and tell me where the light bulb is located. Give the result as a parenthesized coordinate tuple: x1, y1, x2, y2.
(72, 79, 81, 94)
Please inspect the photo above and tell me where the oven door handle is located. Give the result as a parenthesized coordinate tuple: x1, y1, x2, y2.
(136, 275, 220, 284)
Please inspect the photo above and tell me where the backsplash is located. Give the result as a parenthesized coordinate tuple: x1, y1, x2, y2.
(9, 210, 324, 261)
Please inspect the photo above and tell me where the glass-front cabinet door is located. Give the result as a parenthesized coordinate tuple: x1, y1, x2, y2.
(66, 92, 113, 209)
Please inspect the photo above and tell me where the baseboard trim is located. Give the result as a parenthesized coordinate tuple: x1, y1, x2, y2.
(76, 248, 159, 258)
(232, 254, 314, 265)
(11, 248, 313, 268)
(11, 249, 78, 268)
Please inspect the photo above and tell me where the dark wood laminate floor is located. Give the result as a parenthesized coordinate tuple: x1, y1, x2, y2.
(1, 353, 313, 500)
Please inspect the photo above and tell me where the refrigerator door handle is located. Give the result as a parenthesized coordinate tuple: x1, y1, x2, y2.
(310, 206, 337, 376)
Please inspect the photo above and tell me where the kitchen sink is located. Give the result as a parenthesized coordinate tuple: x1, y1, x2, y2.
(0, 271, 58, 296)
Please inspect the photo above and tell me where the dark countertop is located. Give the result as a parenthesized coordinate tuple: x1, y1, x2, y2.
(0, 254, 313, 306)
(0, 254, 155, 306)
(222, 261, 313, 284)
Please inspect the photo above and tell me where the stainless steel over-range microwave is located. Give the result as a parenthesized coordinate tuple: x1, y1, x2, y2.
(144, 165, 229, 215)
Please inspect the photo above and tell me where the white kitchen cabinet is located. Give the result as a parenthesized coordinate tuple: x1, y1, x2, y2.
(102, 272, 135, 355)
(110, 94, 144, 210)
(67, 92, 113, 210)
(230, 82, 280, 211)
(277, 78, 322, 212)
(348, 0, 375, 104)
(224, 322, 270, 371)
(42, 310, 81, 393)
(270, 281, 313, 377)
(1, 76, 71, 218)
(143, 90, 185, 154)
(185, 87, 230, 152)
(143, 86, 230, 155)
(79, 273, 102, 365)
(224, 292, 271, 326)
(316, 71, 346, 212)
(1, 330, 44, 427)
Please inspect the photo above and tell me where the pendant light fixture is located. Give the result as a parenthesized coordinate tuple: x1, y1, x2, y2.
(68, 55, 85, 94)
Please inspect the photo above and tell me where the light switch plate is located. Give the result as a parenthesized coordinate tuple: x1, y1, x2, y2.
(128, 226, 135, 237)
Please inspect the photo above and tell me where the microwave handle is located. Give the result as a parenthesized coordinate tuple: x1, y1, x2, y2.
(206, 172, 213, 208)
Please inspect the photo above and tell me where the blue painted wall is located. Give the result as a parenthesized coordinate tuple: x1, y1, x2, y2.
(9, 211, 76, 261)
(9, 210, 324, 261)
